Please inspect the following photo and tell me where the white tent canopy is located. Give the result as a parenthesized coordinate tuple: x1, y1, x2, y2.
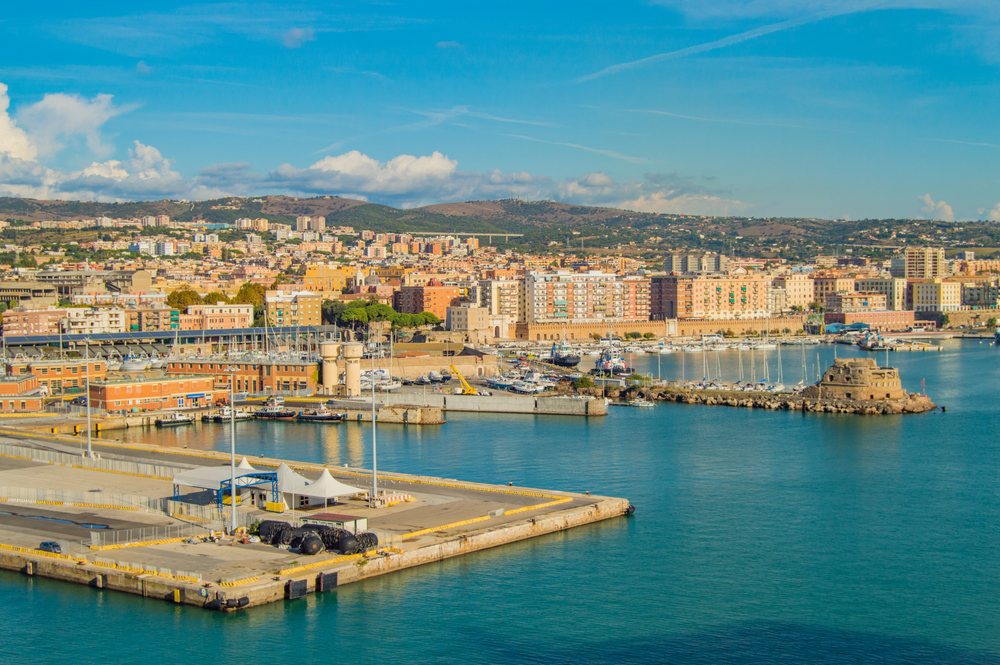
(237, 457, 255, 470)
(172, 465, 273, 491)
(298, 469, 363, 500)
(276, 462, 310, 494)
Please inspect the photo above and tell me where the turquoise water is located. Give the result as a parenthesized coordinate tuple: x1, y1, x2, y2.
(3, 340, 1000, 664)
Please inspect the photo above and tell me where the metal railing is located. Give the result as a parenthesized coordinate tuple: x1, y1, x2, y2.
(0, 442, 186, 479)
(0, 485, 167, 512)
(89, 523, 210, 549)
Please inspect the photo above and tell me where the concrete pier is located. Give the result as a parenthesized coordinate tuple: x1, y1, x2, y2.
(0, 431, 629, 611)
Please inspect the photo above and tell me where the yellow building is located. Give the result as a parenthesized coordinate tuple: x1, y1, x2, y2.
(912, 279, 961, 312)
(265, 291, 322, 327)
(303, 264, 360, 293)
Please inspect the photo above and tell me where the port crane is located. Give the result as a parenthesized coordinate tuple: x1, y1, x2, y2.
(450, 365, 488, 396)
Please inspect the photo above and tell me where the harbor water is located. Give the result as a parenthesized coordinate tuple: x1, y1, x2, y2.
(3, 339, 1000, 663)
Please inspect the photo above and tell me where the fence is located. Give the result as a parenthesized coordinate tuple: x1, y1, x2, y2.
(89, 522, 210, 549)
(167, 500, 258, 529)
(0, 442, 186, 480)
(0, 485, 167, 513)
(91, 555, 203, 582)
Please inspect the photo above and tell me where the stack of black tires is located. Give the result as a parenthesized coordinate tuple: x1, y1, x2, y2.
(255, 520, 379, 556)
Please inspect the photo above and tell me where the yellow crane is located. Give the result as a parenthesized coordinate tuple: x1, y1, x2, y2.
(450, 365, 482, 395)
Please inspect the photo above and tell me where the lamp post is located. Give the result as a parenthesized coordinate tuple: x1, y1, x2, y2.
(225, 365, 238, 534)
(83, 337, 93, 459)
(370, 346, 378, 508)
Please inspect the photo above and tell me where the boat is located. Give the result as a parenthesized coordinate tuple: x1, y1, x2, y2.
(253, 396, 297, 420)
(155, 412, 194, 427)
(200, 411, 215, 422)
(213, 406, 252, 422)
(548, 341, 581, 367)
(121, 353, 150, 372)
(591, 347, 630, 375)
(428, 371, 444, 383)
(375, 379, 402, 392)
(629, 398, 655, 408)
(296, 406, 344, 423)
(858, 330, 892, 352)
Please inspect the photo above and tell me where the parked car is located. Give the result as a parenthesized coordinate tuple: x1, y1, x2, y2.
(37, 541, 61, 554)
(69, 397, 88, 406)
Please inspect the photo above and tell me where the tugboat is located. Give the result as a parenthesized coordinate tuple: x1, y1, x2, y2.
(156, 411, 194, 427)
(296, 405, 344, 423)
(549, 341, 581, 367)
(252, 396, 297, 420)
(590, 347, 630, 375)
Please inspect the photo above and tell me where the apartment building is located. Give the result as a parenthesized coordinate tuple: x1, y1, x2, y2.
(295, 216, 326, 232)
(2, 307, 67, 337)
(912, 279, 961, 312)
(663, 253, 729, 274)
(265, 291, 322, 327)
(393, 282, 460, 319)
(811, 277, 857, 306)
(524, 272, 650, 323)
(905, 247, 947, 279)
(959, 278, 1000, 309)
(126, 307, 180, 332)
(183, 304, 254, 329)
(650, 274, 769, 320)
(825, 292, 888, 313)
(856, 277, 908, 311)
(303, 264, 358, 293)
(772, 274, 814, 309)
(61, 307, 126, 335)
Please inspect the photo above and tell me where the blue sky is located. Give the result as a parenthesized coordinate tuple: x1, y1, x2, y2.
(0, 1, 998, 221)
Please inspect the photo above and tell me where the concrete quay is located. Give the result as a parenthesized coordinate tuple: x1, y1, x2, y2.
(340, 390, 607, 417)
(0, 430, 630, 612)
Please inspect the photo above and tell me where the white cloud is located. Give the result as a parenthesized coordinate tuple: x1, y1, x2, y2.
(0, 79, 748, 213)
(136, 61, 151, 75)
(17, 91, 135, 158)
(282, 27, 315, 48)
(0, 83, 37, 161)
(918, 193, 955, 222)
(987, 203, 1000, 221)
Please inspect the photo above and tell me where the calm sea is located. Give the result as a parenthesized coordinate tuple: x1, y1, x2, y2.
(2, 340, 999, 664)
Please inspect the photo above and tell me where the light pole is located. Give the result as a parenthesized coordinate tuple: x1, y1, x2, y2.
(370, 348, 378, 508)
(225, 365, 238, 534)
(83, 337, 93, 459)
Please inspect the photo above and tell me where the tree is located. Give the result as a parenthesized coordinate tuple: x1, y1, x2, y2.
(940, 314, 950, 328)
(987, 317, 997, 328)
(322, 299, 349, 325)
(419, 311, 442, 326)
(232, 282, 266, 307)
(17, 254, 37, 268)
(166, 289, 203, 310)
(643, 332, 655, 339)
(626, 332, 642, 339)
(591, 333, 602, 341)
(340, 308, 369, 326)
(570, 377, 594, 390)
(203, 292, 230, 305)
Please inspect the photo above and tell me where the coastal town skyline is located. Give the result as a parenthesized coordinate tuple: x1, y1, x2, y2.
(1, 2, 999, 221)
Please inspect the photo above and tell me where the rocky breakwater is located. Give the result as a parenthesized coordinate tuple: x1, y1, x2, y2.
(648, 389, 936, 415)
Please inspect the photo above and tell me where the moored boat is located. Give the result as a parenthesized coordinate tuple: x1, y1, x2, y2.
(156, 412, 194, 427)
(296, 406, 344, 423)
(253, 396, 297, 420)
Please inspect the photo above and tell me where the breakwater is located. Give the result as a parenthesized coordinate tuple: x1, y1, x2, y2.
(598, 387, 936, 415)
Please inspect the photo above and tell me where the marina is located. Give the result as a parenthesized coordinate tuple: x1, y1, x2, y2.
(0, 338, 997, 661)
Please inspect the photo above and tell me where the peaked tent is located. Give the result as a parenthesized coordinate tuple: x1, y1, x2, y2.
(275, 462, 310, 494)
(237, 457, 255, 471)
(298, 469, 363, 509)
